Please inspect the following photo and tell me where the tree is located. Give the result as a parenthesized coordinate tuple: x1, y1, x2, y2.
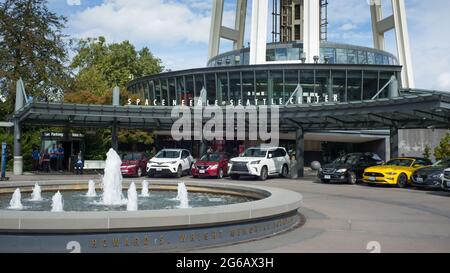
(66, 37, 164, 151)
(434, 132, 450, 161)
(423, 145, 431, 160)
(68, 36, 164, 96)
(0, 0, 69, 119)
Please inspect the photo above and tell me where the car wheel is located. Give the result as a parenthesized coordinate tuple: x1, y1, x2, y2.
(218, 168, 224, 179)
(137, 168, 143, 178)
(280, 164, 289, 178)
(397, 173, 408, 188)
(348, 172, 357, 185)
(176, 165, 182, 178)
(230, 174, 240, 180)
(259, 166, 268, 181)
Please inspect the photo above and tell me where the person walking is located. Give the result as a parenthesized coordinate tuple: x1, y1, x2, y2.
(41, 149, 50, 173)
(32, 147, 40, 172)
(74, 151, 84, 175)
(57, 144, 65, 172)
(49, 144, 57, 172)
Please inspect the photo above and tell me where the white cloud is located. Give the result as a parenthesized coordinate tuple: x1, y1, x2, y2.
(65, 0, 450, 91)
(70, 0, 211, 45)
(67, 0, 81, 6)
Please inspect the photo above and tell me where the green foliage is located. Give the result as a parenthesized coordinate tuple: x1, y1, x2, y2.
(434, 132, 450, 161)
(68, 36, 164, 96)
(66, 36, 163, 150)
(0, 0, 69, 119)
(423, 145, 431, 160)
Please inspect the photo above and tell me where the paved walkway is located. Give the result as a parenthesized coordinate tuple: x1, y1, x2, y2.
(2, 172, 450, 253)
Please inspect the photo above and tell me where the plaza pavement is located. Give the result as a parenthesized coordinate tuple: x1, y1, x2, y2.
(2, 171, 450, 253)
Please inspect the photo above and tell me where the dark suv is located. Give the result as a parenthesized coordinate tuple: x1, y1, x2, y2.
(318, 153, 384, 184)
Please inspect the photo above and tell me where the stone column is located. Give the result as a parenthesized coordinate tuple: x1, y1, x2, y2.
(296, 127, 305, 178)
(390, 126, 399, 159)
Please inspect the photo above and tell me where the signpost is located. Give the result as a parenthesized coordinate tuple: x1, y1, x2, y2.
(1, 142, 9, 181)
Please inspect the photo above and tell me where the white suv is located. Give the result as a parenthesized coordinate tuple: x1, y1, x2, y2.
(147, 149, 194, 178)
(229, 147, 290, 181)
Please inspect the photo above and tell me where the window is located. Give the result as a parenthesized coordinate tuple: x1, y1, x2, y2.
(217, 73, 228, 104)
(295, 4, 301, 20)
(168, 78, 176, 105)
(347, 49, 357, 64)
(256, 71, 268, 103)
(206, 73, 216, 103)
(363, 71, 379, 100)
(229, 72, 241, 102)
(347, 70, 362, 101)
(336, 48, 347, 63)
(242, 71, 255, 104)
(270, 70, 284, 104)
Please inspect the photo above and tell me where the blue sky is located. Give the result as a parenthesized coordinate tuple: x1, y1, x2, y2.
(47, 0, 450, 91)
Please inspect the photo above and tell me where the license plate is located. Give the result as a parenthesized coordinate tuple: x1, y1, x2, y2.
(199, 170, 206, 174)
(324, 175, 331, 179)
(416, 177, 424, 183)
(156, 168, 162, 172)
(369, 177, 376, 181)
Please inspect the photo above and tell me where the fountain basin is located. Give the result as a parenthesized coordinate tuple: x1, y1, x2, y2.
(0, 180, 303, 253)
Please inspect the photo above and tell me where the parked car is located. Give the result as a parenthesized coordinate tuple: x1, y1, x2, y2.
(120, 152, 149, 177)
(442, 168, 450, 191)
(192, 152, 230, 179)
(229, 147, 290, 181)
(363, 157, 432, 188)
(146, 149, 194, 178)
(411, 158, 450, 190)
(318, 153, 383, 184)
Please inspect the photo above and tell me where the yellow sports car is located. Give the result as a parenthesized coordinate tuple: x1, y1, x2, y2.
(363, 157, 432, 188)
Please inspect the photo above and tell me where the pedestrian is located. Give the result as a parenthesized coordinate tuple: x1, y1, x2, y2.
(49, 144, 57, 172)
(74, 151, 84, 175)
(32, 147, 40, 172)
(57, 144, 65, 172)
(41, 149, 50, 173)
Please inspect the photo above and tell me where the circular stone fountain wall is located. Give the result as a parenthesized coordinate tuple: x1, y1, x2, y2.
(0, 181, 303, 253)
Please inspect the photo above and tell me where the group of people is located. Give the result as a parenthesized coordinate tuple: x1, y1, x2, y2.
(31, 144, 65, 173)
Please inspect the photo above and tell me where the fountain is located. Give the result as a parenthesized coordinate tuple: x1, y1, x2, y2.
(0, 148, 303, 253)
(177, 183, 190, 209)
(30, 183, 43, 202)
(51, 191, 64, 212)
(141, 180, 150, 197)
(86, 180, 97, 197)
(101, 148, 126, 205)
(9, 188, 23, 210)
(126, 182, 138, 211)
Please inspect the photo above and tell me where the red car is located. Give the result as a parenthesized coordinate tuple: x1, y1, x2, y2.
(192, 152, 230, 179)
(120, 152, 149, 177)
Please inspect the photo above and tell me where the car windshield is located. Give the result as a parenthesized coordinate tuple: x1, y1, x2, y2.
(385, 159, 414, 167)
(155, 150, 180, 159)
(333, 154, 360, 165)
(432, 159, 450, 168)
(243, 148, 267, 158)
(201, 153, 222, 161)
(122, 153, 142, 160)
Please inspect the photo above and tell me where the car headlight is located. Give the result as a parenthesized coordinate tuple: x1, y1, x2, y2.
(336, 169, 347, 173)
(169, 161, 178, 164)
(250, 161, 261, 165)
(209, 164, 219, 169)
(432, 173, 444, 179)
(386, 172, 397, 175)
